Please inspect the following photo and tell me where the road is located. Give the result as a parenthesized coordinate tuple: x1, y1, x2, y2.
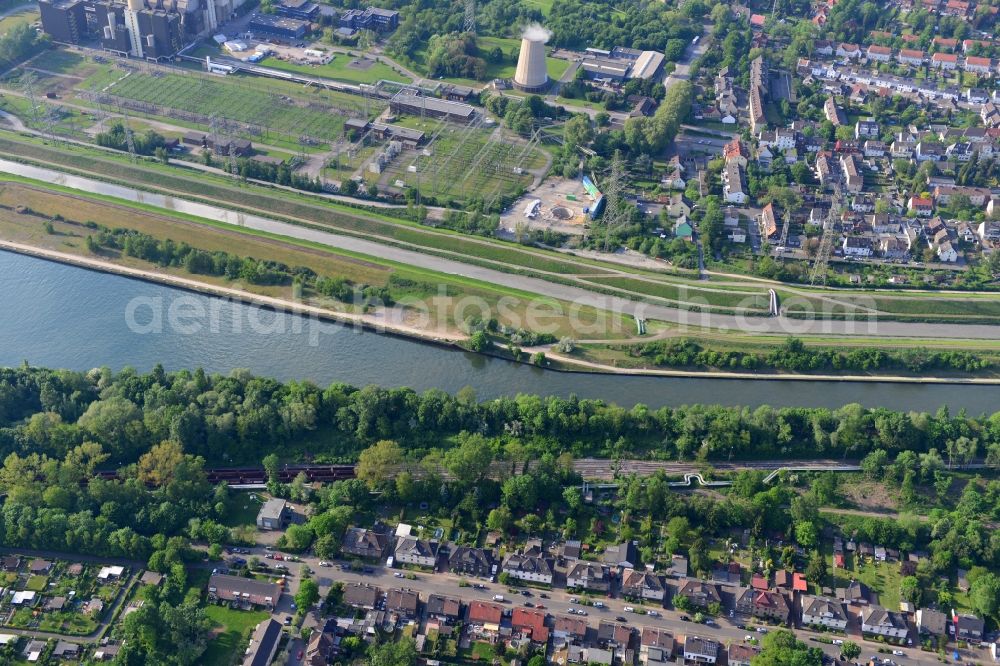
(228, 542, 980, 666)
(4, 157, 1000, 341)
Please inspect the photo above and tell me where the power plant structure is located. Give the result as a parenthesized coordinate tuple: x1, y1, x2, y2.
(39, 0, 244, 60)
(513, 27, 550, 93)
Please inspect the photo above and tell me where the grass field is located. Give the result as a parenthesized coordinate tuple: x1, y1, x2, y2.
(260, 53, 411, 85)
(203, 606, 269, 666)
(0, 5, 37, 36)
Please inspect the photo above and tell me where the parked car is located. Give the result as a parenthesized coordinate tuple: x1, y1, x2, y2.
(756, 627, 768, 633)
(594, 601, 605, 609)
(493, 595, 505, 602)
(892, 651, 904, 657)
(680, 615, 690, 622)
(318, 561, 331, 567)
(647, 610, 660, 617)
(624, 606, 635, 613)
(833, 640, 844, 646)
(616, 616, 628, 622)
(394, 572, 404, 578)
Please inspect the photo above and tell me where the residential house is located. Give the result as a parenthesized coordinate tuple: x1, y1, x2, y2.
(723, 162, 747, 204)
(837, 43, 861, 59)
(752, 590, 790, 623)
(29, 559, 52, 574)
(880, 236, 910, 260)
(52, 641, 81, 660)
(934, 185, 990, 206)
(824, 97, 847, 126)
(604, 541, 639, 568)
(724, 139, 750, 167)
(916, 608, 947, 636)
(956, 613, 985, 640)
(501, 553, 553, 585)
(841, 154, 864, 193)
(843, 236, 874, 257)
(23, 640, 47, 662)
(815, 153, 836, 186)
(207, 574, 281, 610)
(344, 583, 381, 610)
(728, 644, 760, 666)
(553, 615, 588, 645)
(598, 621, 633, 650)
(394, 538, 439, 568)
(567, 561, 611, 592)
(862, 606, 909, 638)
(448, 546, 495, 578)
(864, 140, 886, 157)
(856, 120, 880, 139)
(759, 202, 779, 238)
(933, 52, 959, 69)
(982, 102, 1000, 128)
(256, 498, 290, 530)
(937, 240, 959, 262)
(908, 196, 934, 216)
(385, 588, 420, 619)
(0, 556, 20, 571)
(426, 595, 462, 623)
(467, 601, 504, 641)
(621, 569, 666, 601)
(511, 608, 549, 645)
(802, 596, 848, 630)
(684, 636, 720, 664)
(242, 619, 282, 666)
(978, 220, 1000, 242)
(676, 580, 721, 608)
(640, 629, 675, 666)
(342, 528, 390, 559)
(305, 625, 337, 666)
(916, 142, 945, 162)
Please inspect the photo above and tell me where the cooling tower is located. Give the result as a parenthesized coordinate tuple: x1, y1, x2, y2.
(513, 35, 549, 92)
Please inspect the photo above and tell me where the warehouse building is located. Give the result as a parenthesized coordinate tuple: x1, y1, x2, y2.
(579, 47, 665, 82)
(389, 92, 476, 122)
(248, 12, 309, 39)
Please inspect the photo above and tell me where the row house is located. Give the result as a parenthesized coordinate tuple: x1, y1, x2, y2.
(880, 236, 911, 260)
(981, 102, 1000, 128)
(956, 613, 985, 640)
(566, 561, 611, 593)
(759, 202, 779, 239)
(467, 601, 505, 642)
(759, 128, 796, 150)
(964, 56, 993, 73)
(932, 52, 959, 70)
(934, 37, 959, 51)
(862, 606, 909, 639)
(749, 56, 767, 133)
(897, 49, 926, 66)
(729, 644, 760, 666)
(946, 142, 974, 162)
(909, 196, 934, 216)
(916, 608, 948, 636)
(511, 608, 549, 645)
(723, 162, 748, 205)
(801, 595, 849, 630)
(641, 629, 676, 666)
(683, 636, 720, 665)
(385, 588, 420, 620)
(934, 185, 991, 206)
(426, 594, 462, 623)
(824, 97, 847, 126)
(867, 45, 891, 62)
(864, 140, 886, 157)
(724, 139, 750, 167)
(841, 154, 864, 193)
(962, 39, 992, 53)
(916, 142, 946, 162)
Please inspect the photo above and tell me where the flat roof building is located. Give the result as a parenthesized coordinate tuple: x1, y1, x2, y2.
(389, 93, 476, 122)
(248, 12, 309, 39)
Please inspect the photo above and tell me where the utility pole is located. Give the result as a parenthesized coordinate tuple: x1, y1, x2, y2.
(21, 72, 42, 131)
(120, 103, 137, 162)
(810, 182, 842, 285)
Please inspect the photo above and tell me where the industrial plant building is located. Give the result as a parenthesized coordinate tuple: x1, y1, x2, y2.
(580, 47, 665, 82)
(338, 6, 398, 34)
(247, 12, 309, 39)
(513, 29, 550, 92)
(39, 0, 245, 60)
(389, 92, 476, 122)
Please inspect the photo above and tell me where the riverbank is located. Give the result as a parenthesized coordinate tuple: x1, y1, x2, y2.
(6, 239, 1000, 386)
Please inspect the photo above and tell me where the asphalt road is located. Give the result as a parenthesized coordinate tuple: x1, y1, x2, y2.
(3, 160, 1000, 341)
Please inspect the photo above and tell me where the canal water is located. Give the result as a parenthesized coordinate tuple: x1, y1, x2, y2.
(1, 250, 997, 412)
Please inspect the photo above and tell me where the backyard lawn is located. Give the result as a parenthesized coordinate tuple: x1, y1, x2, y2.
(203, 606, 269, 666)
(830, 553, 902, 610)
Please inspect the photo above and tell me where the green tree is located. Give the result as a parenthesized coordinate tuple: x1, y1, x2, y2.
(368, 638, 417, 666)
(356, 440, 403, 489)
(840, 641, 861, 660)
(295, 578, 320, 611)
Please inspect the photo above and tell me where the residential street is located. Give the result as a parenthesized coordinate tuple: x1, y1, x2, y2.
(226, 541, 988, 666)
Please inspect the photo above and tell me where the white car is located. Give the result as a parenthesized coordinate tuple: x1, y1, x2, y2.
(577, 609, 588, 616)
(594, 601, 605, 608)
(647, 610, 660, 617)
(756, 627, 768, 633)
(745, 636, 753, 642)
(624, 606, 635, 613)
(393, 572, 404, 578)
(892, 651, 904, 657)
(833, 640, 844, 646)
(318, 561, 331, 567)
(569, 597, 578, 603)
(568, 607, 577, 614)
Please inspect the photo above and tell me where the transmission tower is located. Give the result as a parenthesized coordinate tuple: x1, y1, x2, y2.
(810, 182, 843, 285)
(601, 150, 628, 253)
(21, 72, 42, 131)
(120, 104, 138, 162)
(777, 208, 792, 259)
(464, 0, 476, 34)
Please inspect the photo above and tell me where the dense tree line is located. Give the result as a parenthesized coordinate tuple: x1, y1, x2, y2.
(635, 337, 993, 374)
(5, 366, 1000, 471)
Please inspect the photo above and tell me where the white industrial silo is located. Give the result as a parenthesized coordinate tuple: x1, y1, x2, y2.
(513, 25, 550, 92)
